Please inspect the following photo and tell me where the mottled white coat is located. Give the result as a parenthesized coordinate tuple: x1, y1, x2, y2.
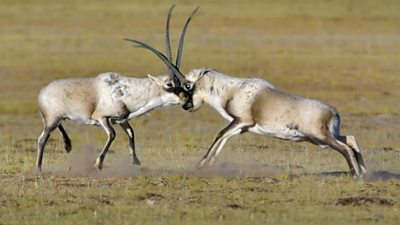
(184, 68, 367, 178)
(37, 72, 187, 171)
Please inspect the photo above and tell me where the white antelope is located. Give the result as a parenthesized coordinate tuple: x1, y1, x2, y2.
(36, 6, 197, 171)
(180, 68, 367, 178)
(128, 8, 366, 178)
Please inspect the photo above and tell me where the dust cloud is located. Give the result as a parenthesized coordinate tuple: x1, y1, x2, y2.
(182, 159, 283, 178)
(40, 145, 400, 180)
(47, 145, 141, 177)
(42, 145, 283, 178)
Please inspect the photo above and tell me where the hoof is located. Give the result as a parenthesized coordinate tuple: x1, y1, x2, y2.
(197, 157, 216, 169)
(196, 164, 205, 169)
(352, 172, 364, 180)
(361, 167, 368, 175)
(196, 160, 208, 169)
(65, 143, 72, 153)
(34, 166, 42, 173)
(132, 159, 141, 165)
(95, 158, 103, 170)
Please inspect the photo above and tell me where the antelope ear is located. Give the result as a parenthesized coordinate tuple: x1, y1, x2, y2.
(147, 74, 157, 81)
(147, 74, 163, 86)
(200, 68, 211, 77)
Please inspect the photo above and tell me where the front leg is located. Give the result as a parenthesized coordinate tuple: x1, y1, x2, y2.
(95, 117, 116, 170)
(120, 121, 140, 165)
(198, 119, 250, 168)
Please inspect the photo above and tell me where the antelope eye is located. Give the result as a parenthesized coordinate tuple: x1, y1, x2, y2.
(184, 82, 193, 91)
(166, 82, 173, 88)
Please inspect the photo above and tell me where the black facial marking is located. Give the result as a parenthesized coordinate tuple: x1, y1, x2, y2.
(105, 73, 120, 86)
(210, 85, 214, 94)
(287, 123, 299, 130)
(182, 85, 194, 110)
(182, 97, 193, 110)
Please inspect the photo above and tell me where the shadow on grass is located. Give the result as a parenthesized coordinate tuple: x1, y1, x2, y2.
(317, 171, 351, 177)
(316, 170, 400, 181)
(181, 160, 283, 178)
(365, 170, 400, 181)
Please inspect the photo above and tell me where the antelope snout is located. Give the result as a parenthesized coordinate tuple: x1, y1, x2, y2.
(182, 96, 193, 111)
(179, 92, 188, 101)
(183, 101, 193, 111)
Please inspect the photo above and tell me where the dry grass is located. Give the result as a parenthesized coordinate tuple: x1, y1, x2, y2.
(1, 0, 400, 224)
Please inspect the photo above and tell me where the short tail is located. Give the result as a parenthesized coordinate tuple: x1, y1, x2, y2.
(328, 108, 341, 138)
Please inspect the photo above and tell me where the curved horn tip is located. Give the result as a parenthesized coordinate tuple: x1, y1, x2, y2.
(166, 4, 176, 64)
(175, 6, 200, 69)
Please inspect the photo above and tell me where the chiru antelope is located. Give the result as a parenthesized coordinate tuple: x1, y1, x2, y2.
(36, 5, 197, 171)
(181, 68, 367, 178)
(123, 7, 367, 178)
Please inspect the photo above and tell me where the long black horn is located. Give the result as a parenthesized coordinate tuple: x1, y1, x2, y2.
(175, 6, 199, 69)
(124, 38, 186, 82)
(166, 5, 175, 64)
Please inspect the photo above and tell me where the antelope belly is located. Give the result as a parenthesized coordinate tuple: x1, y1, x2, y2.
(67, 114, 99, 126)
(249, 124, 306, 141)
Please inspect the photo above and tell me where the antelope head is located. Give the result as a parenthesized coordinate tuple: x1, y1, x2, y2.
(125, 5, 198, 108)
(181, 68, 212, 112)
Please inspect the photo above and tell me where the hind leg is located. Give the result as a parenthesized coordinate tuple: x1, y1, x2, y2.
(58, 124, 71, 153)
(337, 135, 367, 175)
(325, 137, 361, 178)
(36, 119, 61, 171)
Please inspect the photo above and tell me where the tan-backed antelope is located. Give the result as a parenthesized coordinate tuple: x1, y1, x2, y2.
(36, 6, 197, 171)
(125, 8, 366, 178)
(181, 68, 367, 178)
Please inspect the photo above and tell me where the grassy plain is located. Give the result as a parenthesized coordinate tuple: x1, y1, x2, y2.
(0, 0, 400, 224)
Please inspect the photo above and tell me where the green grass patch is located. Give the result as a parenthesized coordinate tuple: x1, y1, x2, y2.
(1, 0, 399, 224)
